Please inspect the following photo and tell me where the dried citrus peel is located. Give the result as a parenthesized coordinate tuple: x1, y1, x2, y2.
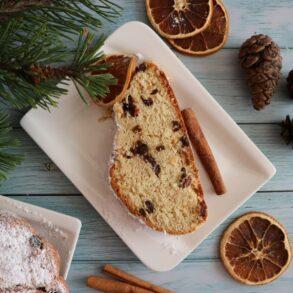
(92, 55, 137, 107)
(169, 0, 229, 56)
(146, 0, 213, 39)
(220, 212, 292, 285)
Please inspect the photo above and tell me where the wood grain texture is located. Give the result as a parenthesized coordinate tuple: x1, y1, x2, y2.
(8, 193, 293, 262)
(0, 130, 78, 194)
(6, 194, 293, 292)
(67, 259, 293, 293)
(1, 0, 293, 292)
(0, 125, 292, 194)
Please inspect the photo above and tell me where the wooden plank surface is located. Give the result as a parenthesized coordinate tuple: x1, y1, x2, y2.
(94, 0, 293, 48)
(8, 193, 293, 262)
(0, 125, 292, 194)
(6, 49, 293, 125)
(1, 0, 293, 292)
(8, 193, 293, 293)
(68, 260, 292, 293)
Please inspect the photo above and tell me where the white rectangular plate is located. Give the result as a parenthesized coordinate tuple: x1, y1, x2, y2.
(0, 195, 81, 278)
(20, 21, 276, 272)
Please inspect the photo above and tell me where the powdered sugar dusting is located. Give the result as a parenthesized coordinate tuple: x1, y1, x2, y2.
(171, 15, 180, 26)
(161, 235, 183, 255)
(161, 242, 178, 255)
(0, 210, 68, 292)
(135, 53, 144, 64)
(2, 198, 68, 241)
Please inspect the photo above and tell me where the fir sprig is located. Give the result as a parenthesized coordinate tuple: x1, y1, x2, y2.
(0, 0, 121, 34)
(30, 32, 117, 106)
(0, 0, 121, 181)
(0, 21, 116, 109)
(0, 20, 68, 109)
(69, 32, 116, 101)
(0, 112, 23, 182)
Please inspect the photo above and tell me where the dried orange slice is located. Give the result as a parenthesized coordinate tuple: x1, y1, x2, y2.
(146, 0, 213, 39)
(220, 212, 292, 285)
(92, 55, 137, 107)
(169, 0, 229, 56)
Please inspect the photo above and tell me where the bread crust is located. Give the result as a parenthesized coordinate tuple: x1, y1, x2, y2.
(110, 62, 207, 235)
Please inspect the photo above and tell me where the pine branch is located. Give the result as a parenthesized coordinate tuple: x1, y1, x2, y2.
(0, 20, 69, 109)
(30, 33, 117, 103)
(0, 111, 23, 182)
(0, 0, 122, 34)
(0, 22, 116, 109)
(0, 0, 121, 109)
(0, 0, 121, 180)
(67, 32, 116, 101)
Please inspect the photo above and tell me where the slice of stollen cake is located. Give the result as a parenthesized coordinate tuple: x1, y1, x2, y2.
(110, 62, 207, 235)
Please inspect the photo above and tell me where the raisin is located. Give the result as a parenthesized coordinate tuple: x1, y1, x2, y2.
(144, 154, 156, 166)
(180, 176, 192, 188)
(131, 140, 148, 156)
(181, 167, 187, 175)
(136, 63, 146, 72)
(172, 121, 181, 132)
(145, 200, 155, 214)
(141, 97, 154, 106)
(124, 153, 132, 159)
(200, 201, 208, 218)
(151, 89, 158, 95)
(139, 208, 146, 217)
(37, 288, 46, 292)
(180, 136, 189, 147)
(131, 142, 161, 177)
(144, 154, 161, 176)
(154, 164, 161, 176)
(179, 167, 192, 188)
(156, 145, 165, 152)
(29, 235, 43, 250)
(132, 125, 142, 133)
(122, 95, 139, 117)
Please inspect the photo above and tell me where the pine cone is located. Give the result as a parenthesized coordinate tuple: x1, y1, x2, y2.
(239, 34, 282, 110)
(281, 115, 293, 147)
(287, 70, 293, 99)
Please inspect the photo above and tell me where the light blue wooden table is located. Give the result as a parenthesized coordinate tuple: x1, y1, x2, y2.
(1, 1, 293, 292)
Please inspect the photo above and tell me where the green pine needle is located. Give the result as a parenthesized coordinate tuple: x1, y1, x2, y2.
(0, 0, 122, 34)
(0, 23, 116, 109)
(0, 0, 121, 183)
(0, 20, 70, 109)
(70, 32, 117, 102)
(0, 112, 23, 182)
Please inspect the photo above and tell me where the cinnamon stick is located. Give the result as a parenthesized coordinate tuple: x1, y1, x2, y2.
(182, 108, 226, 195)
(87, 276, 153, 293)
(103, 264, 173, 293)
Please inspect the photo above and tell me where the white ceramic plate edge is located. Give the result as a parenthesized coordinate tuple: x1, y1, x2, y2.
(0, 195, 81, 278)
(20, 21, 277, 272)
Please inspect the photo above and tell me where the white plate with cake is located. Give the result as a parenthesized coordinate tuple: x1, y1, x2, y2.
(20, 21, 276, 272)
(0, 195, 81, 290)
